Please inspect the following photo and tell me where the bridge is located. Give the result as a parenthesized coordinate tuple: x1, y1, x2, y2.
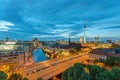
(20, 53, 89, 80)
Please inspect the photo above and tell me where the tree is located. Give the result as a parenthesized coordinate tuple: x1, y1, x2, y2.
(73, 63, 84, 80)
(59, 50, 63, 54)
(105, 56, 115, 66)
(75, 46, 81, 52)
(8, 73, 29, 80)
(69, 50, 75, 54)
(8, 73, 22, 80)
(87, 65, 106, 80)
(0, 71, 7, 80)
(67, 67, 75, 80)
(111, 67, 120, 80)
(62, 63, 120, 80)
(117, 74, 120, 80)
(104, 56, 120, 66)
(37, 77, 43, 80)
(62, 63, 89, 80)
(23, 77, 29, 80)
(61, 69, 69, 80)
(96, 71, 115, 80)
(79, 72, 91, 80)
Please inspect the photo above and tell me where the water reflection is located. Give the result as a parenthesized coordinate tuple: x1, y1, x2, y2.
(32, 48, 47, 63)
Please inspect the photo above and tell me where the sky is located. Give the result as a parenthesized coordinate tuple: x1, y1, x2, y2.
(0, 0, 120, 41)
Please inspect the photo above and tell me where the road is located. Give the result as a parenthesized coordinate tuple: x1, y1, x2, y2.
(20, 53, 89, 80)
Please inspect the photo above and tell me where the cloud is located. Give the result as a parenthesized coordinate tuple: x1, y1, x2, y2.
(55, 23, 74, 28)
(0, 0, 120, 40)
(0, 20, 14, 31)
(30, 33, 70, 38)
(30, 34, 46, 38)
(101, 25, 120, 30)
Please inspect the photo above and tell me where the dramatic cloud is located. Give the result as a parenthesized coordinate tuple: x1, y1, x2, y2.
(0, 20, 14, 31)
(0, 0, 120, 41)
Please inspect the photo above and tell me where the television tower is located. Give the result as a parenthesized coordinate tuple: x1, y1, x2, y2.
(84, 18, 86, 43)
(69, 35, 71, 45)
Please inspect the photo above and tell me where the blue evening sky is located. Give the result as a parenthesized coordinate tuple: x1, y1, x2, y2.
(0, 0, 120, 41)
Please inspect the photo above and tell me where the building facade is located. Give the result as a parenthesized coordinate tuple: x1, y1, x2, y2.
(89, 48, 120, 60)
(0, 50, 25, 66)
(80, 37, 83, 43)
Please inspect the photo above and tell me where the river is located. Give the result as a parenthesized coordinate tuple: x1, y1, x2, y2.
(32, 48, 47, 63)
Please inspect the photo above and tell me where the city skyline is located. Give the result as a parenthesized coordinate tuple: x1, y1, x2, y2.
(0, 0, 120, 41)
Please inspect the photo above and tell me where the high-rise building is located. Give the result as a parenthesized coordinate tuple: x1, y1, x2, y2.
(95, 36, 99, 42)
(80, 37, 83, 43)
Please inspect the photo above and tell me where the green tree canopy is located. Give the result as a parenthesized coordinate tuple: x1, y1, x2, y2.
(23, 77, 29, 80)
(67, 67, 74, 80)
(8, 73, 29, 80)
(96, 71, 115, 80)
(73, 63, 84, 80)
(37, 77, 43, 80)
(79, 72, 91, 80)
(61, 69, 69, 80)
(111, 67, 120, 80)
(87, 65, 106, 80)
(62, 63, 120, 80)
(0, 71, 7, 80)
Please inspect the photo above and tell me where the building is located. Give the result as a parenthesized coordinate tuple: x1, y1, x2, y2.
(0, 37, 37, 68)
(0, 39, 32, 67)
(94, 36, 99, 43)
(0, 42, 16, 50)
(55, 40, 69, 45)
(0, 50, 25, 66)
(89, 48, 120, 60)
(84, 18, 86, 43)
(106, 40, 112, 44)
(80, 37, 83, 43)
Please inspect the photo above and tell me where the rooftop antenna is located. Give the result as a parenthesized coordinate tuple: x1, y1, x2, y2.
(69, 35, 71, 45)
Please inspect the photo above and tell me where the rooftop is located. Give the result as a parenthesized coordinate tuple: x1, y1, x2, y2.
(90, 48, 120, 57)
